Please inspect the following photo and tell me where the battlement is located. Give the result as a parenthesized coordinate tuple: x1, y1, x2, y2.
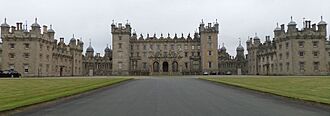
(130, 33, 200, 42)
(274, 17, 327, 38)
(111, 22, 131, 34)
(199, 20, 219, 33)
(0, 18, 55, 40)
(246, 36, 275, 50)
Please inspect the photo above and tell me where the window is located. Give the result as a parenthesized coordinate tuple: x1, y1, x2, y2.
(279, 44, 282, 49)
(9, 43, 15, 49)
(185, 52, 188, 57)
(299, 51, 304, 57)
(208, 62, 212, 68)
(157, 45, 160, 50)
(24, 43, 29, 49)
(24, 53, 29, 59)
(197, 52, 200, 56)
(131, 45, 133, 50)
(197, 46, 200, 49)
(279, 53, 282, 60)
(171, 44, 174, 50)
(150, 45, 153, 50)
(279, 63, 283, 71)
(286, 62, 290, 71)
(299, 62, 305, 72)
(185, 62, 188, 69)
(164, 45, 167, 50)
(313, 41, 319, 48)
(208, 36, 211, 41)
(137, 45, 140, 50)
(118, 43, 122, 49)
(118, 62, 122, 69)
(9, 64, 14, 69)
(298, 41, 304, 48)
(285, 42, 289, 49)
(143, 62, 147, 69)
(286, 52, 289, 59)
(177, 45, 182, 50)
(40, 44, 43, 51)
(314, 62, 319, 71)
(143, 45, 146, 50)
(118, 36, 122, 40)
(191, 45, 195, 50)
(209, 51, 212, 56)
(137, 52, 139, 57)
(9, 53, 15, 59)
(184, 45, 188, 50)
(24, 64, 29, 73)
(313, 51, 319, 57)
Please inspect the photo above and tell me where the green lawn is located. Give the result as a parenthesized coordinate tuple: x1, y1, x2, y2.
(202, 76, 330, 105)
(0, 77, 131, 112)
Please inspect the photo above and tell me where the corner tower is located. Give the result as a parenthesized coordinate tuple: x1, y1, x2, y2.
(111, 21, 131, 75)
(199, 20, 219, 73)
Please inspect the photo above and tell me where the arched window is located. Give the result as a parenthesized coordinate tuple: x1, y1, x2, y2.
(153, 62, 159, 72)
(172, 61, 178, 72)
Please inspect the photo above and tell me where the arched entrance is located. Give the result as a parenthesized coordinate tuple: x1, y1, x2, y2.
(163, 62, 169, 72)
(153, 62, 160, 72)
(172, 61, 178, 72)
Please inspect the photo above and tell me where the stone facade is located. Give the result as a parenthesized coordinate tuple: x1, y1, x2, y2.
(218, 42, 248, 75)
(82, 44, 112, 76)
(247, 17, 329, 75)
(110, 21, 220, 75)
(0, 18, 84, 76)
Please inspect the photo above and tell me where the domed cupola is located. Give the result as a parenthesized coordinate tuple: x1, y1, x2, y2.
(288, 16, 297, 26)
(31, 18, 40, 28)
(86, 41, 94, 52)
(236, 41, 244, 51)
(0, 18, 10, 27)
(253, 35, 260, 40)
(70, 34, 77, 43)
(318, 16, 327, 25)
(274, 23, 281, 31)
(105, 44, 111, 52)
(220, 43, 226, 51)
(47, 24, 55, 33)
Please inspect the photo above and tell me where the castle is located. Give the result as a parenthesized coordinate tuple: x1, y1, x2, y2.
(82, 20, 247, 76)
(247, 17, 329, 75)
(5, 17, 329, 76)
(0, 18, 84, 76)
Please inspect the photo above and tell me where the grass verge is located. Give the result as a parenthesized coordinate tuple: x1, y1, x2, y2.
(0, 77, 131, 112)
(201, 77, 330, 105)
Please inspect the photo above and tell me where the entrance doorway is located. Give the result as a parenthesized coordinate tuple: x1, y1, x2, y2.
(163, 62, 169, 72)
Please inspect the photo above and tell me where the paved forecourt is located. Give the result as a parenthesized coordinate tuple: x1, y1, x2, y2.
(14, 76, 330, 116)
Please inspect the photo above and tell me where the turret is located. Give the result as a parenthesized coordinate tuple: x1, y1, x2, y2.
(274, 23, 282, 37)
(31, 18, 41, 34)
(253, 34, 261, 45)
(104, 44, 112, 57)
(318, 16, 327, 36)
(70, 34, 77, 46)
(86, 41, 94, 57)
(236, 39, 245, 60)
(1, 18, 10, 34)
(287, 16, 297, 33)
(47, 24, 55, 39)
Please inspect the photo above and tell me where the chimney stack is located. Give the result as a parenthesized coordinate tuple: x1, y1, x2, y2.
(43, 25, 47, 33)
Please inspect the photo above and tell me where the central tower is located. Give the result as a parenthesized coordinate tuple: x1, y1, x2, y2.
(111, 22, 131, 75)
(199, 21, 219, 73)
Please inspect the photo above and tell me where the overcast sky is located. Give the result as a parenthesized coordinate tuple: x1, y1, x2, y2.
(0, 0, 329, 55)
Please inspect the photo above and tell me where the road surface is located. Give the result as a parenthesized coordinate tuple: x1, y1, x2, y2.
(14, 77, 330, 116)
